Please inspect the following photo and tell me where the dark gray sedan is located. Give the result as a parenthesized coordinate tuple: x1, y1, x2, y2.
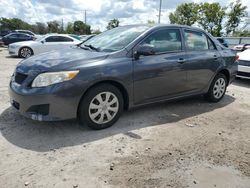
(9, 24, 238, 129)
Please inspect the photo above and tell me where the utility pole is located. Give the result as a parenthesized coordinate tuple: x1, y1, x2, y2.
(158, 0, 162, 24)
(84, 10, 87, 24)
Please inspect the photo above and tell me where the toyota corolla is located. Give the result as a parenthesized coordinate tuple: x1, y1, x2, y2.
(9, 25, 238, 129)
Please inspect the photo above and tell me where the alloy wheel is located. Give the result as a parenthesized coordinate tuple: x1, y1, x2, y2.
(20, 48, 32, 58)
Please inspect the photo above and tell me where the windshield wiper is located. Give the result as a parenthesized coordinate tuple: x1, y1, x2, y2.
(84, 44, 99, 52)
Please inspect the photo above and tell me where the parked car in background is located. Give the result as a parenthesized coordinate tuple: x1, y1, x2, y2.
(12, 30, 35, 36)
(8, 34, 81, 58)
(237, 49, 250, 79)
(0, 30, 11, 37)
(9, 24, 237, 130)
(69, 34, 82, 41)
(233, 43, 250, 51)
(80, 34, 96, 42)
(2, 33, 35, 45)
(217, 38, 229, 48)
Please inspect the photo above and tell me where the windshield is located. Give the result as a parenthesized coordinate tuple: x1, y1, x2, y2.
(82, 26, 149, 52)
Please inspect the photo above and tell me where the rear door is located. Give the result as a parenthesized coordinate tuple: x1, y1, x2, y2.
(183, 29, 220, 93)
(133, 27, 188, 104)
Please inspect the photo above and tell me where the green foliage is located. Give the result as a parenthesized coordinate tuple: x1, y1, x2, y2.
(0, 17, 31, 30)
(169, 0, 248, 37)
(65, 22, 74, 34)
(225, 0, 248, 35)
(169, 3, 199, 26)
(73, 21, 91, 34)
(106, 19, 119, 30)
(47, 21, 60, 33)
(197, 2, 226, 37)
(147, 20, 156, 25)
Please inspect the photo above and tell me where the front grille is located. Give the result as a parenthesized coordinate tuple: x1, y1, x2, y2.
(237, 71, 250, 78)
(238, 60, 250, 66)
(14, 72, 28, 85)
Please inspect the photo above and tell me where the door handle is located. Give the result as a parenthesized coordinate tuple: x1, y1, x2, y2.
(177, 58, 186, 64)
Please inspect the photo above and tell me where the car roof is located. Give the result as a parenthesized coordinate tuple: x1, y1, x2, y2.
(120, 24, 205, 31)
(7, 32, 31, 36)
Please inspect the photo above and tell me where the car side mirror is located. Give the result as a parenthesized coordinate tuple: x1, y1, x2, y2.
(134, 44, 156, 60)
(41, 40, 45, 44)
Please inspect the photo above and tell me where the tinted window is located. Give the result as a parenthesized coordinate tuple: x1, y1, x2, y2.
(58, 36, 73, 42)
(8, 34, 18, 38)
(184, 30, 208, 51)
(45, 36, 59, 42)
(19, 34, 29, 38)
(141, 29, 182, 53)
(45, 36, 73, 42)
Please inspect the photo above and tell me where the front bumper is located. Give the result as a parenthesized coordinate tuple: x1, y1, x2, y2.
(9, 80, 83, 121)
(237, 65, 250, 79)
(8, 47, 19, 56)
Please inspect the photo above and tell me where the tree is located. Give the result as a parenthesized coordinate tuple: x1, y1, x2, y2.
(106, 19, 119, 30)
(73, 21, 91, 34)
(47, 21, 60, 33)
(197, 2, 226, 37)
(65, 22, 74, 34)
(31, 22, 47, 34)
(0, 17, 31, 30)
(147, 20, 156, 25)
(169, 3, 199, 26)
(225, 0, 248, 35)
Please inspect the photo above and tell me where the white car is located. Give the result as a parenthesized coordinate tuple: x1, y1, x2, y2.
(237, 49, 250, 79)
(233, 44, 250, 51)
(8, 34, 81, 58)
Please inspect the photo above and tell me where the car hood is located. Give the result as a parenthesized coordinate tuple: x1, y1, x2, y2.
(238, 49, 250, 61)
(16, 47, 109, 74)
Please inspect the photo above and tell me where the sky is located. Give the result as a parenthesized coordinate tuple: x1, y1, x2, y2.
(0, 0, 250, 31)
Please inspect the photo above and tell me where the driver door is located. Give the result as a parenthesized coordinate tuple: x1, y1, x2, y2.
(133, 28, 188, 105)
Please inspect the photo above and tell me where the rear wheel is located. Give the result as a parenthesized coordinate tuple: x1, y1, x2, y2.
(205, 73, 227, 102)
(19, 47, 33, 58)
(78, 84, 124, 130)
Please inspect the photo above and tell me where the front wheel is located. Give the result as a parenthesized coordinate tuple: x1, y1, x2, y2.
(78, 84, 124, 130)
(19, 47, 33, 58)
(205, 73, 227, 102)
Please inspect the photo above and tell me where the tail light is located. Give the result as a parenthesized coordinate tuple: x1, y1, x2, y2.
(235, 54, 239, 61)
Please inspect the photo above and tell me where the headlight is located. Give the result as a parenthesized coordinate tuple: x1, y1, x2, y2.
(10, 45, 17, 48)
(32, 70, 79, 87)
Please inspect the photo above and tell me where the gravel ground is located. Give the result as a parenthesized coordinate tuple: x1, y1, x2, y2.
(0, 47, 250, 188)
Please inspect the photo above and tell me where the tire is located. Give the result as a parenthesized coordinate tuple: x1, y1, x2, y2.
(78, 84, 124, 130)
(205, 73, 227, 102)
(19, 47, 33, 58)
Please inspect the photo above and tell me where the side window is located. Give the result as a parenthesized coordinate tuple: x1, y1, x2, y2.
(57, 36, 73, 42)
(9, 34, 17, 38)
(141, 29, 182, 53)
(184, 30, 209, 51)
(45, 36, 59, 42)
(19, 34, 29, 38)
